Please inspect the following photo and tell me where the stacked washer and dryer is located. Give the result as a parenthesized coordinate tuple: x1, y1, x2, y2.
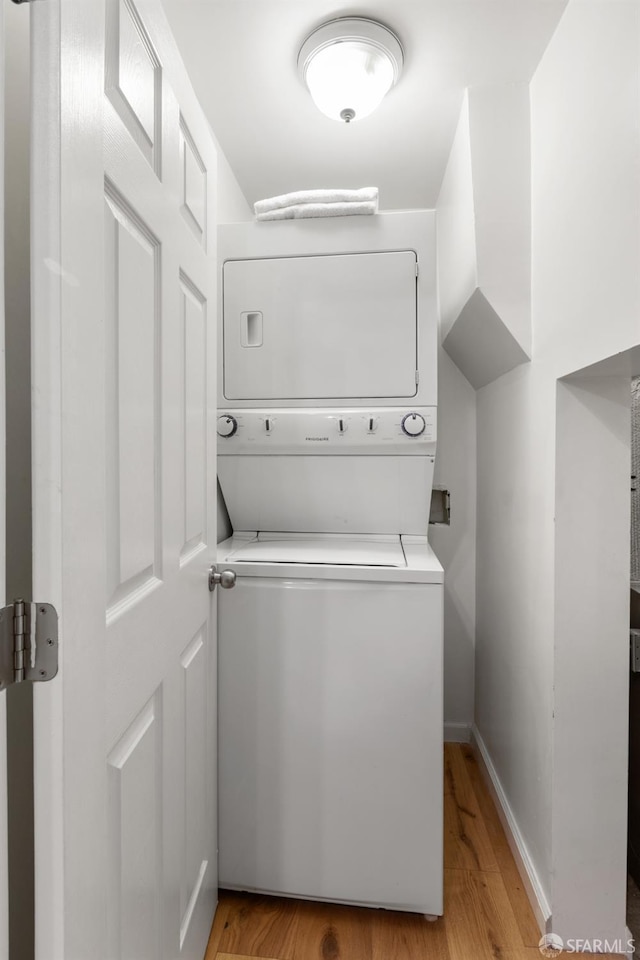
(216, 212, 443, 916)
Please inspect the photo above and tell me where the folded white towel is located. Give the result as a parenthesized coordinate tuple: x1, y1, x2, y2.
(256, 200, 378, 222)
(254, 187, 378, 216)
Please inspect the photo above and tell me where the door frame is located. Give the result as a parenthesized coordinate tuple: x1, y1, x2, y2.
(31, 0, 65, 952)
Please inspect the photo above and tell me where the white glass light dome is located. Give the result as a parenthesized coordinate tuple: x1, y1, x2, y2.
(298, 19, 404, 124)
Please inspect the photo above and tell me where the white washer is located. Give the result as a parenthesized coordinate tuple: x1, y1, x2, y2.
(216, 216, 443, 915)
(217, 533, 443, 914)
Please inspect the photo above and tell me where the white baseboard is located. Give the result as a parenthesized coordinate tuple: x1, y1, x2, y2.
(444, 721, 472, 743)
(471, 724, 551, 936)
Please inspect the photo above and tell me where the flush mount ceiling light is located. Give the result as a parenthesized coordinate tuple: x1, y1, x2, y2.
(297, 17, 404, 124)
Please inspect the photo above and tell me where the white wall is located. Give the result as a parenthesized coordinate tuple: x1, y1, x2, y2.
(535, 0, 640, 941)
(434, 96, 485, 736)
(468, 84, 531, 356)
(475, 0, 640, 936)
(437, 94, 476, 342)
(437, 84, 531, 359)
(553, 375, 630, 943)
(216, 143, 253, 225)
(431, 348, 476, 733)
(476, 361, 555, 911)
(436, 80, 533, 740)
(214, 133, 252, 543)
(438, 83, 531, 394)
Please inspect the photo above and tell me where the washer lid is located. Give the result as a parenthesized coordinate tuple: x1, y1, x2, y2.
(224, 535, 407, 567)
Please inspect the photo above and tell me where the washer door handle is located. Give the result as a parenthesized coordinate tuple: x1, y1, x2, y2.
(209, 566, 237, 592)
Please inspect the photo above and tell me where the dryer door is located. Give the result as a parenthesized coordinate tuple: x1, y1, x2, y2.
(222, 251, 417, 401)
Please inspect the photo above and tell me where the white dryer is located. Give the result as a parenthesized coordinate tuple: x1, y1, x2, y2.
(215, 213, 443, 915)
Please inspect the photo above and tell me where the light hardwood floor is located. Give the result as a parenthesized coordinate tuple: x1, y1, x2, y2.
(205, 743, 621, 959)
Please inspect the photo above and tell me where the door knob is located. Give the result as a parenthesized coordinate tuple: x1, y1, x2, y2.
(209, 565, 237, 592)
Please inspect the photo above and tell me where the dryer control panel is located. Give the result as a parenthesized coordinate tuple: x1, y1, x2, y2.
(217, 407, 436, 455)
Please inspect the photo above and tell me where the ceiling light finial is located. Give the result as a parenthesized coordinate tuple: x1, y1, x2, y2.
(298, 18, 404, 124)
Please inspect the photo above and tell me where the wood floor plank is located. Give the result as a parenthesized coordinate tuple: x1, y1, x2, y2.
(444, 744, 500, 873)
(508, 952, 625, 960)
(214, 891, 299, 960)
(290, 898, 372, 960)
(519, 948, 625, 960)
(205, 896, 234, 959)
(370, 908, 450, 960)
(443, 867, 525, 960)
(461, 743, 542, 947)
(216, 955, 285, 960)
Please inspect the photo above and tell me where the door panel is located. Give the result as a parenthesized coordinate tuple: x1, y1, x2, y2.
(180, 120, 207, 245)
(181, 275, 208, 558)
(180, 627, 210, 946)
(104, 187, 161, 610)
(106, 0, 162, 174)
(107, 693, 163, 960)
(32, 2, 218, 958)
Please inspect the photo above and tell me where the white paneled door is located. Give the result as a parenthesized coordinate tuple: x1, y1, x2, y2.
(31, 1, 218, 958)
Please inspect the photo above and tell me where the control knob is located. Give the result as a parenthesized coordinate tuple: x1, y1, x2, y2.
(217, 415, 238, 438)
(401, 412, 426, 437)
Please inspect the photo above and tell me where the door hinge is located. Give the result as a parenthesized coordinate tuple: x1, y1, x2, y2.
(415, 261, 419, 278)
(0, 600, 59, 691)
(415, 370, 420, 385)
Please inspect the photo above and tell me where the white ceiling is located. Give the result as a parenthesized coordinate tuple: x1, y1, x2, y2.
(160, 0, 568, 210)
